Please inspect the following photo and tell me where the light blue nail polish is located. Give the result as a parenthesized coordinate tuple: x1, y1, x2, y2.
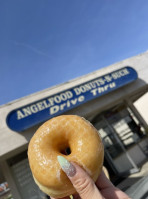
(57, 156, 70, 168)
(57, 156, 76, 177)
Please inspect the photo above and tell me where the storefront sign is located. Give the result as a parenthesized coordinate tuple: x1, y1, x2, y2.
(7, 66, 138, 131)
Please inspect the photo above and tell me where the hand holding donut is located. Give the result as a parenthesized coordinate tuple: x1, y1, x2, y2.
(28, 115, 104, 197)
(28, 115, 129, 199)
(52, 158, 130, 199)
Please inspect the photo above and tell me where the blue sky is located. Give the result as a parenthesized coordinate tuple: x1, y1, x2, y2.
(1, 0, 148, 105)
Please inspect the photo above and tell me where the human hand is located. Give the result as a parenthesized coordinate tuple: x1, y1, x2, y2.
(51, 156, 130, 199)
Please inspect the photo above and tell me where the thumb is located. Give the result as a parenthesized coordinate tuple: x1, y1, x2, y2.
(57, 156, 103, 199)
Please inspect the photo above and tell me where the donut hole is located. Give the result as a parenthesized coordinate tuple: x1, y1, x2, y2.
(65, 147, 71, 155)
(60, 146, 71, 155)
(54, 138, 71, 155)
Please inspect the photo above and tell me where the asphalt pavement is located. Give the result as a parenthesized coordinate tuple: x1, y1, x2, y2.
(117, 160, 148, 191)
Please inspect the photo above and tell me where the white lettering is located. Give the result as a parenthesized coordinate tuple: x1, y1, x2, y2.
(22, 107, 32, 117)
(78, 95, 85, 102)
(123, 68, 129, 75)
(104, 85, 109, 91)
(110, 82, 116, 88)
(71, 98, 77, 105)
(98, 87, 105, 93)
(60, 93, 67, 101)
(36, 102, 45, 111)
(54, 95, 61, 103)
(73, 79, 106, 96)
(73, 83, 96, 96)
(90, 89, 97, 96)
(97, 78, 105, 85)
(111, 69, 129, 80)
(60, 103, 66, 110)
(16, 90, 73, 120)
(67, 100, 71, 107)
(93, 80, 100, 87)
(74, 87, 81, 95)
(91, 83, 116, 96)
(50, 105, 59, 114)
(49, 95, 85, 115)
(42, 100, 50, 108)
(17, 110, 25, 120)
(47, 97, 54, 106)
(47, 91, 73, 105)
(30, 105, 38, 113)
(104, 75, 112, 82)
(66, 91, 73, 99)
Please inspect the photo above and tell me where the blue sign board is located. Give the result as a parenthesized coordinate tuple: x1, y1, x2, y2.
(7, 67, 138, 132)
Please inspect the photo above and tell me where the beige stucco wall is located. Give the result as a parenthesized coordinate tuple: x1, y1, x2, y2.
(134, 92, 148, 125)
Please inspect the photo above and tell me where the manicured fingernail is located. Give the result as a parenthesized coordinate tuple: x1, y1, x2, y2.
(57, 156, 76, 177)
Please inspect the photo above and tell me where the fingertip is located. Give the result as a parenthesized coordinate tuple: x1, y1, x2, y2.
(57, 156, 76, 177)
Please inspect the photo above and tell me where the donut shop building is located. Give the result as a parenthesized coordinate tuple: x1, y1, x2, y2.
(0, 52, 148, 199)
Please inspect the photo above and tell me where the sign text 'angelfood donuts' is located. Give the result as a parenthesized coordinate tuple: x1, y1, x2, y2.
(7, 66, 138, 131)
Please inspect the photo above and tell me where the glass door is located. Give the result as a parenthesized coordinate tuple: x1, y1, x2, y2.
(104, 104, 146, 148)
(93, 113, 139, 176)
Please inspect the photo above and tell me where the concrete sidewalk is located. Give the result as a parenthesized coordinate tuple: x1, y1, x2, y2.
(117, 160, 148, 191)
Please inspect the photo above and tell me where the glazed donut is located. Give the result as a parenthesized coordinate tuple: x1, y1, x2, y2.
(28, 115, 104, 198)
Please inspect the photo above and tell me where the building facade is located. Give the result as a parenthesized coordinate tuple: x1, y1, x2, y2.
(0, 52, 148, 199)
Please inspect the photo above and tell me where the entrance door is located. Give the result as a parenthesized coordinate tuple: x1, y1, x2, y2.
(93, 107, 140, 177)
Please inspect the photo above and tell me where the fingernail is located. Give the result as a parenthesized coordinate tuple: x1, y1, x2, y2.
(57, 156, 76, 177)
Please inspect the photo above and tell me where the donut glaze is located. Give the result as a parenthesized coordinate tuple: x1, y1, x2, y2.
(28, 115, 104, 198)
